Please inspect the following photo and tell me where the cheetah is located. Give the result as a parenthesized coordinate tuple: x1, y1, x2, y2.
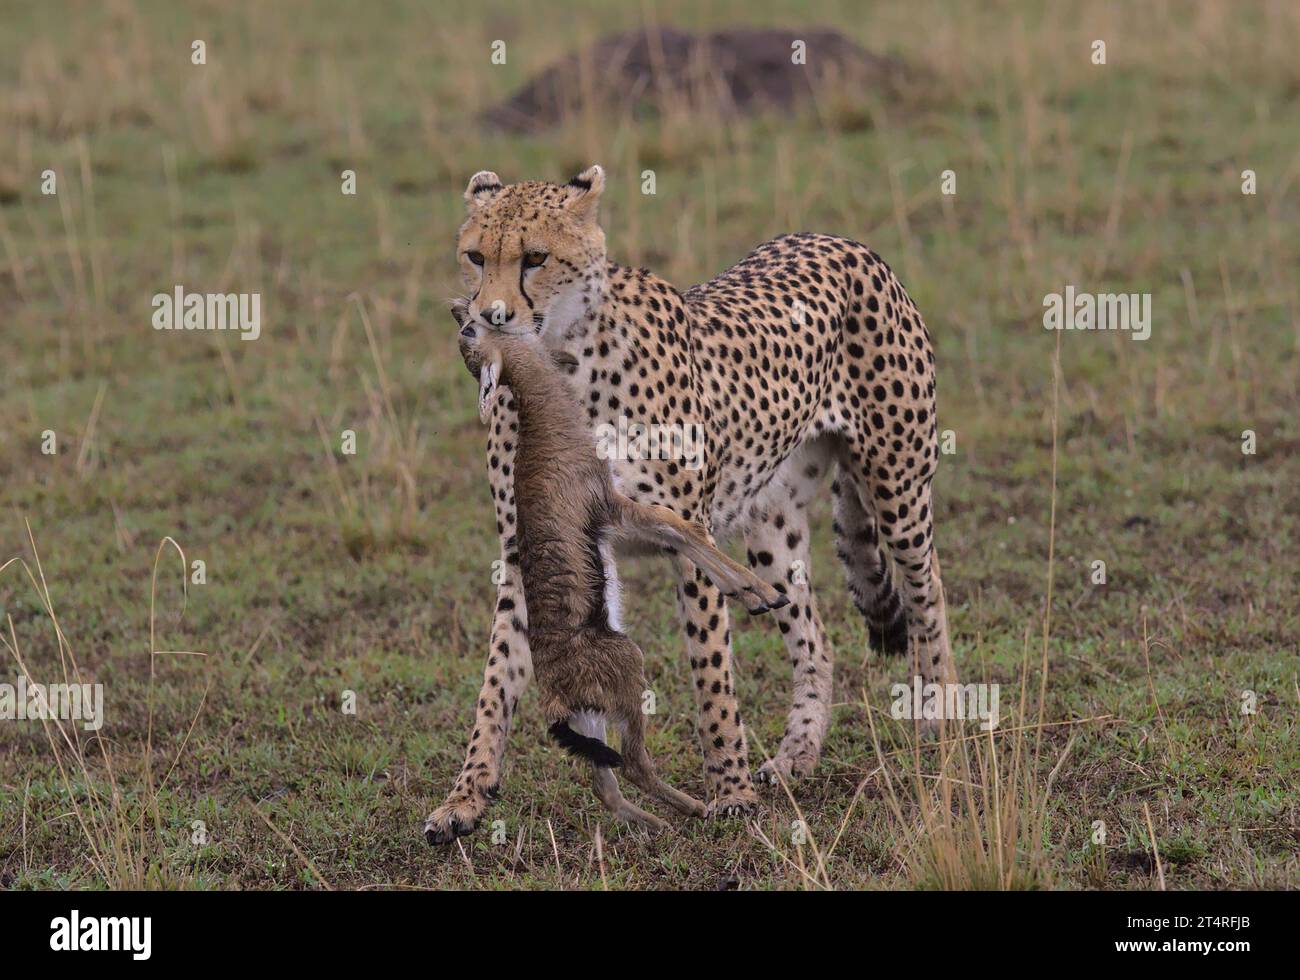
(451, 320, 787, 835)
(424, 164, 957, 844)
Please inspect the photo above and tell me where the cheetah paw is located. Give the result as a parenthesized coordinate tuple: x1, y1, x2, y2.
(705, 796, 758, 820)
(755, 750, 818, 788)
(754, 758, 791, 787)
(423, 798, 483, 846)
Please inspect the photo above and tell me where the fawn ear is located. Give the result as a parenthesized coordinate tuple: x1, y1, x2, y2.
(465, 171, 503, 209)
(562, 164, 605, 218)
(449, 298, 470, 329)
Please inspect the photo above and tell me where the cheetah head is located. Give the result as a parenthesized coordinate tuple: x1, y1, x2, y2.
(456, 165, 607, 339)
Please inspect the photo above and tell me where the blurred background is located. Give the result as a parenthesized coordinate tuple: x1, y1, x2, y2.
(0, 1, 1296, 889)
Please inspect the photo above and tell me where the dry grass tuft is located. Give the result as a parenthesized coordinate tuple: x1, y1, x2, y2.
(1, 522, 209, 889)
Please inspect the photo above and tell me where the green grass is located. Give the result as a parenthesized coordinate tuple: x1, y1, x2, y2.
(0, 0, 1296, 889)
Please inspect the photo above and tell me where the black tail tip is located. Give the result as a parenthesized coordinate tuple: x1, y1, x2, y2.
(548, 720, 623, 768)
(868, 614, 910, 657)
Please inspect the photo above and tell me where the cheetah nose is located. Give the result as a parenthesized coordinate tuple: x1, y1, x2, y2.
(478, 307, 515, 328)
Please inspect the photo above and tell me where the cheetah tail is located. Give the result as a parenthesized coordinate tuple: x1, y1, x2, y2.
(867, 588, 910, 657)
(548, 720, 624, 768)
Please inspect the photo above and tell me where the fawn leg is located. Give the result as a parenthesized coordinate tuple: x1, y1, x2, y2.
(610, 494, 789, 614)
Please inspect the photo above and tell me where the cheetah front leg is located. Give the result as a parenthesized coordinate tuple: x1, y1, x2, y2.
(424, 386, 532, 845)
(672, 559, 758, 818)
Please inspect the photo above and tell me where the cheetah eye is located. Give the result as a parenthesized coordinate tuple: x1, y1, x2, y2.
(465, 250, 485, 267)
(523, 251, 548, 269)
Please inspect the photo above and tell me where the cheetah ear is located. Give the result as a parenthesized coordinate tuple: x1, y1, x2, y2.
(464, 171, 503, 209)
(562, 164, 605, 218)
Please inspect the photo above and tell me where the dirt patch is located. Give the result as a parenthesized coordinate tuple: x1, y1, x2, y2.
(1111, 850, 1158, 875)
(484, 27, 913, 132)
